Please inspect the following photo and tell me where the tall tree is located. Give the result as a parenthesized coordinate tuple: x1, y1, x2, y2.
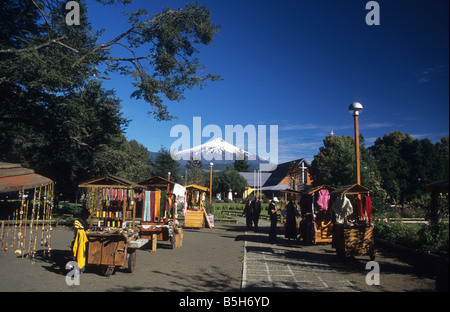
(185, 156, 205, 186)
(234, 153, 251, 172)
(0, 0, 220, 197)
(153, 146, 181, 183)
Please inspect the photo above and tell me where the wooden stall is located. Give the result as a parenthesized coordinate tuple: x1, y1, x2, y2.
(184, 184, 212, 229)
(78, 175, 146, 229)
(138, 176, 183, 250)
(330, 184, 375, 260)
(0, 162, 54, 260)
(298, 185, 335, 244)
(78, 175, 147, 275)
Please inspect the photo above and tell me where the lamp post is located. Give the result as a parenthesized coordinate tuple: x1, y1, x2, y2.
(209, 163, 214, 203)
(349, 102, 363, 185)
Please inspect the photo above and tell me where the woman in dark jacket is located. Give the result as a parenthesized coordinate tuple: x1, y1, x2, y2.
(285, 200, 299, 241)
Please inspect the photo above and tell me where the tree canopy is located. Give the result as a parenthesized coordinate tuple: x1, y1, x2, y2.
(0, 0, 220, 198)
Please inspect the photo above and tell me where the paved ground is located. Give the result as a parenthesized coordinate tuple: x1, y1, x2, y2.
(0, 217, 440, 292)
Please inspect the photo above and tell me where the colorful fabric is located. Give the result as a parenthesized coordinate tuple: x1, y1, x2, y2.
(316, 189, 330, 211)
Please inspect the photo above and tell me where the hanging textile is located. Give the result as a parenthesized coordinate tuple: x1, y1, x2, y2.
(332, 194, 353, 224)
(316, 189, 330, 211)
(154, 191, 161, 220)
(354, 197, 363, 220)
(365, 195, 373, 223)
(143, 191, 151, 222)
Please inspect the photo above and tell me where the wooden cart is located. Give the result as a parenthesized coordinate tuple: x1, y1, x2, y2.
(330, 184, 375, 260)
(295, 185, 335, 244)
(85, 230, 140, 277)
(332, 223, 375, 260)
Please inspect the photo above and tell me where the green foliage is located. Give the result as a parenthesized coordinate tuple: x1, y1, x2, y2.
(0, 0, 220, 198)
(185, 156, 206, 186)
(234, 154, 251, 172)
(212, 165, 248, 197)
(153, 146, 181, 183)
(375, 220, 449, 256)
(371, 131, 449, 204)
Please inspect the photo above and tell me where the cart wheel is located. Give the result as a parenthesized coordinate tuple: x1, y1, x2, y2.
(128, 250, 136, 273)
(103, 266, 114, 277)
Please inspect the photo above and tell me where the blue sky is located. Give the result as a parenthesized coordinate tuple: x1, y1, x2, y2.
(86, 0, 449, 163)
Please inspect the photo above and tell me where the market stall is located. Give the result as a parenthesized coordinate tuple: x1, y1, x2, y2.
(0, 162, 54, 261)
(183, 184, 212, 229)
(78, 175, 146, 275)
(330, 184, 375, 260)
(298, 185, 335, 244)
(138, 176, 183, 250)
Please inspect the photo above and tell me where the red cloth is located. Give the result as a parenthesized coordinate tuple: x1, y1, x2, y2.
(365, 195, 373, 223)
(354, 197, 363, 220)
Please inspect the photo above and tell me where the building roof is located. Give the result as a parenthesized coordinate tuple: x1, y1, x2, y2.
(238, 172, 271, 187)
(0, 162, 53, 193)
(262, 158, 308, 187)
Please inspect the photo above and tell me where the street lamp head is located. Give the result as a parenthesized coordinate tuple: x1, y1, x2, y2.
(210, 162, 214, 167)
(349, 102, 363, 116)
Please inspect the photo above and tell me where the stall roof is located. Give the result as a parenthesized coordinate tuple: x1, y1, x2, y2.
(78, 175, 145, 189)
(331, 184, 373, 195)
(185, 184, 209, 192)
(426, 179, 449, 193)
(0, 162, 53, 193)
(138, 176, 175, 188)
(299, 184, 335, 195)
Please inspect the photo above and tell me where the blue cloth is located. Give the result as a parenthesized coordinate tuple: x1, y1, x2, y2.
(143, 191, 151, 221)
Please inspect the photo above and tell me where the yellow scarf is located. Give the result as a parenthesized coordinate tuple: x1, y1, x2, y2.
(72, 229, 88, 270)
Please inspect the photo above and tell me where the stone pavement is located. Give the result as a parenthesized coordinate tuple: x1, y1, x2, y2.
(241, 219, 359, 292)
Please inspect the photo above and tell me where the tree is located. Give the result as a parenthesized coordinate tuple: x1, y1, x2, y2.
(0, 0, 221, 121)
(234, 153, 251, 172)
(185, 156, 205, 186)
(153, 146, 181, 183)
(370, 132, 449, 205)
(0, 0, 220, 197)
(212, 165, 248, 198)
(310, 134, 386, 208)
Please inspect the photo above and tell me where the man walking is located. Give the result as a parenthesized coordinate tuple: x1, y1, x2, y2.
(269, 197, 280, 242)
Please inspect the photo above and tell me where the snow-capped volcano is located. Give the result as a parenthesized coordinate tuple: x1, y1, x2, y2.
(171, 138, 273, 170)
(173, 138, 256, 162)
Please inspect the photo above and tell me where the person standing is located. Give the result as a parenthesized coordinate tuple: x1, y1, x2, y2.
(242, 199, 253, 231)
(284, 199, 299, 242)
(269, 197, 280, 242)
(252, 195, 262, 232)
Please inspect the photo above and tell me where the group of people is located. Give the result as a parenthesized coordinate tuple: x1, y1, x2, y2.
(243, 195, 300, 243)
(242, 195, 262, 232)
